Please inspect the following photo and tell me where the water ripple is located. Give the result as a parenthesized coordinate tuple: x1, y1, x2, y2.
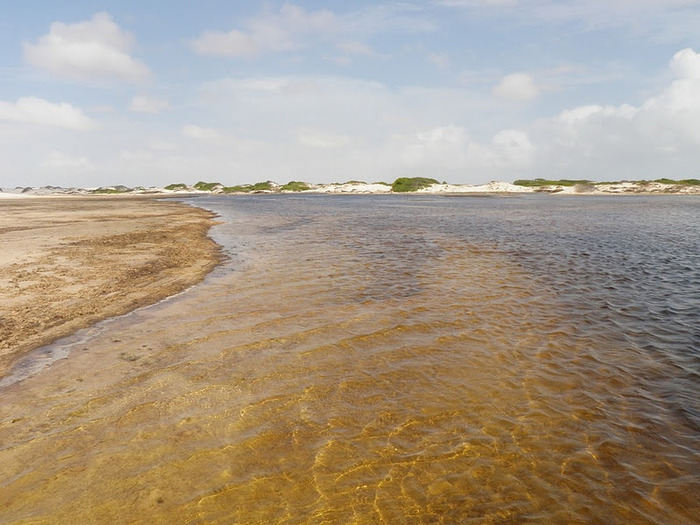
(1, 195, 698, 523)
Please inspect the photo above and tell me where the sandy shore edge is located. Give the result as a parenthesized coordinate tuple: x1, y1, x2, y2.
(3, 179, 700, 198)
(0, 195, 222, 379)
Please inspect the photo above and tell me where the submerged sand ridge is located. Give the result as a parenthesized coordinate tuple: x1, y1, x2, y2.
(0, 196, 221, 378)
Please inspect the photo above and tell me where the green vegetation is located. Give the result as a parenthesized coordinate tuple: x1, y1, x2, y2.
(513, 178, 592, 187)
(222, 185, 252, 193)
(164, 183, 188, 191)
(654, 178, 700, 186)
(344, 180, 365, 185)
(515, 178, 700, 188)
(249, 181, 274, 191)
(280, 181, 311, 192)
(391, 177, 439, 192)
(193, 181, 222, 191)
(91, 185, 130, 194)
(221, 181, 276, 193)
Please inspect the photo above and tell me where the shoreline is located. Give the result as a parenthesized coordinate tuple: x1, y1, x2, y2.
(0, 195, 222, 379)
(3, 179, 700, 198)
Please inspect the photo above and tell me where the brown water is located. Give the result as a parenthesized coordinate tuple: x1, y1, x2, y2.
(1, 195, 698, 523)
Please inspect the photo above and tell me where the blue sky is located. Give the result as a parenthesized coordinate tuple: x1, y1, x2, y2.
(1, 1, 699, 188)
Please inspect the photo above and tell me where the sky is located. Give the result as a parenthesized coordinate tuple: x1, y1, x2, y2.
(1, 1, 700, 188)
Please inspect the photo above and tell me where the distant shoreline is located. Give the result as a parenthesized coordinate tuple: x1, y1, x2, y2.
(2, 178, 700, 198)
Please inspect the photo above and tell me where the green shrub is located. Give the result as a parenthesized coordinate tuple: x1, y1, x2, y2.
(164, 183, 188, 191)
(391, 177, 439, 192)
(91, 186, 129, 194)
(194, 181, 222, 191)
(249, 181, 274, 191)
(280, 181, 310, 192)
(654, 178, 700, 186)
(222, 185, 252, 193)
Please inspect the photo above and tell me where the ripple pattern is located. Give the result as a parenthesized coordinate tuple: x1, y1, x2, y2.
(0, 194, 698, 524)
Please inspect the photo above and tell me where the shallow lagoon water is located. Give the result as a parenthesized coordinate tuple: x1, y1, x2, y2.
(1, 194, 698, 523)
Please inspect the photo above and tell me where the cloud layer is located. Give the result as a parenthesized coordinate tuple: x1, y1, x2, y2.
(3, 5, 700, 188)
(23, 13, 151, 83)
(493, 73, 539, 101)
(532, 48, 700, 179)
(0, 97, 95, 130)
(129, 96, 169, 114)
(190, 4, 338, 57)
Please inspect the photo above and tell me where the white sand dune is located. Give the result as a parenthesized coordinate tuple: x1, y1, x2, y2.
(0, 192, 33, 199)
(416, 181, 534, 193)
(4, 180, 699, 197)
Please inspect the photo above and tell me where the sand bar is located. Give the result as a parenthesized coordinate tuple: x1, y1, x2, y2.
(0, 195, 221, 378)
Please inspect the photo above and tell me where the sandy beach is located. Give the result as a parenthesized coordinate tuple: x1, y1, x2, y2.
(0, 195, 221, 378)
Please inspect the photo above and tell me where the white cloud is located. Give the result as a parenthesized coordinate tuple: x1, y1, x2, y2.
(190, 29, 260, 58)
(199, 75, 489, 138)
(491, 129, 534, 166)
(190, 3, 337, 57)
(396, 124, 533, 178)
(0, 97, 95, 130)
(531, 47, 700, 178)
(557, 104, 637, 125)
(533, 0, 700, 28)
(297, 129, 351, 149)
(184, 48, 699, 185)
(129, 95, 169, 113)
(182, 125, 222, 140)
(24, 13, 151, 83)
(493, 73, 539, 101)
(345, 4, 438, 35)
(399, 124, 469, 168)
(7, 40, 699, 190)
(121, 150, 155, 162)
(190, 3, 436, 60)
(40, 151, 93, 170)
(669, 47, 700, 79)
(185, 75, 514, 182)
(437, 0, 700, 41)
(417, 124, 468, 146)
(148, 140, 177, 151)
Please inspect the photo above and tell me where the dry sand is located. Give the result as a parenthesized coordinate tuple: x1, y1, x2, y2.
(0, 195, 221, 378)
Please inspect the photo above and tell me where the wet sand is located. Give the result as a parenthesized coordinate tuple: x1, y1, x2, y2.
(0, 196, 221, 378)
